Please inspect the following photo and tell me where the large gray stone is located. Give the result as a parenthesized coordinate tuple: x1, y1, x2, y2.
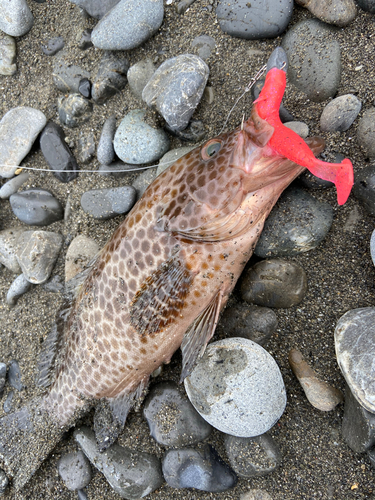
(0, 0, 33, 36)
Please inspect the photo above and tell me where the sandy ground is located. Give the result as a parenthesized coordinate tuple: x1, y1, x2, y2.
(1, 0, 375, 498)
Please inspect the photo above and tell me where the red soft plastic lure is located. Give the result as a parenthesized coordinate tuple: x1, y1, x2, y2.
(254, 67, 354, 205)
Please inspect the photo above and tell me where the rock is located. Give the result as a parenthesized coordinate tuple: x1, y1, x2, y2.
(352, 164, 375, 215)
(282, 19, 341, 102)
(77, 490, 88, 500)
(240, 490, 273, 500)
(218, 303, 278, 347)
(295, 0, 356, 26)
(65, 235, 100, 282)
(176, 0, 196, 14)
(92, 52, 129, 104)
(91, 0, 164, 50)
(216, 0, 293, 40)
(78, 78, 91, 98)
(184, 338, 287, 437)
(284, 121, 309, 138)
(162, 445, 237, 492)
(142, 54, 209, 131)
(40, 121, 79, 183)
(0, 0, 33, 36)
(97, 115, 116, 165)
(335, 307, 375, 413)
(6, 273, 32, 307)
(3, 391, 14, 413)
(0, 34, 17, 76)
(74, 426, 163, 499)
(80, 186, 136, 219)
(77, 28, 93, 50)
(77, 132, 95, 163)
(0, 469, 8, 494)
(69, 0, 121, 19)
(157, 146, 196, 176)
(356, 0, 375, 13)
(52, 54, 90, 93)
(357, 107, 375, 158)
(41, 36, 65, 56)
(16, 230, 63, 284)
(371, 230, 375, 267)
(132, 168, 158, 198)
(8, 360, 23, 391)
(0, 363, 6, 394)
(0, 172, 30, 199)
(58, 451, 92, 491)
(143, 381, 212, 447)
(58, 94, 93, 128)
(0, 107, 47, 179)
(42, 274, 64, 293)
(240, 259, 307, 308)
(98, 162, 137, 177)
(0, 229, 24, 273)
(289, 348, 343, 411)
(320, 94, 361, 132)
(191, 35, 216, 60)
(114, 109, 169, 164)
(254, 188, 334, 258)
(224, 433, 281, 477)
(341, 384, 375, 453)
(127, 59, 155, 100)
(165, 119, 206, 142)
(10, 188, 64, 226)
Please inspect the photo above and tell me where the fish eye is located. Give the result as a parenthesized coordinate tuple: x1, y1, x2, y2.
(201, 140, 222, 160)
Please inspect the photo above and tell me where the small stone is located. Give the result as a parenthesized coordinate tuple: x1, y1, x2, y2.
(8, 360, 23, 391)
(132, 168, 158, 198)
(75, 426, 163, 499)
(165, 119, 206, 142)
(42, 274, 64, 293)
(240, 259, 307, 308)
(114, 109, 169, 165)
(0, 469, 9, 494)
(65, 235, 100, 282)
(320, 94, 361, 132)
(0, 229, 24, 272)
(3, 391, 14, 413)
(142, 54, 209, 131)
(80, 186, 136, 219)
(77, 490, 88, 500)
(240, 490, 273, 500)
(68, 0, 121, 19)
(52, 54, 91, 93)
(157, 146, 196, 176)
(58, 451, 92, 491)
(191, 35, 216, 60)
(77, 132, 95, 163)
(371, 230, 375, 267)
(352, 164, 375, 215)
(40, 121, 79, 183)
(41, 36, 65, 56)
(185, 338, 287, 437)
(176, 0, 196, 14)
(356, 0, 375, 13)
(0, 33, 17, 76)
(77, 29, 93, 50)
(162, 445, 237, 492)
(91, 52, 129, 104)
(78, 78, 91, 98)
(143, 381, 212, 447)
(6, 273, 32, 307)
(0, 363, 6, 394)
(224, 433, 281, 478)
(0, 0, 33, 36)
(127, 59, 156, 100)
(284, 121, 309, 138)
(10, 188, 64, 226)
(0, 107, 47, 179)
(357, 107, 375, 158)
(368, 447, 375, 469)
(0, 172, 30, 199)
(295, 0, 357, 26)
(289, 348, 343, 411)
(97, 115, 116, 165)
(58, 94, 93, 128)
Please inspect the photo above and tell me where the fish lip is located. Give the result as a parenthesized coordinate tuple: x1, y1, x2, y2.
(266, 47, 288, 73)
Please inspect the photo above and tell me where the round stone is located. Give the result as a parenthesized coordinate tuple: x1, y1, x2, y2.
(58, 451, 92, 491)
(320, 94, 361, 132)
(184, 338, 287, 437)
(357, 107, 375, 158)
(9, 188, 63, 226)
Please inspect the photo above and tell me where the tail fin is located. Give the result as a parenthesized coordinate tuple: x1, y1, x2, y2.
(0, 396, 64, 490)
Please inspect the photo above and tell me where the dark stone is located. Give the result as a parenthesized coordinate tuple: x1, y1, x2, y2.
(8, 360, 23, 391)
(356, 0, 375, 13)
(58, 94, 93, 128)
(77, 28, 93, 50)
(77, 132, 95, 163)
(41, 36, 64, 56)
(92, 52, 129, 104)
(78, 78, 91, 98)
(9, 188, 64, 226)
(97, 115, 116, 165)
(352, 164, 375, 215)
(164, 120, 206, 142)
(0, 363, 6, 395)
(80, 186, 136, 219)
(52, 54, 90, 93)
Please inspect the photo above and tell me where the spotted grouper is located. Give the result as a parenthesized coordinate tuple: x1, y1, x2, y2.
(0, 48, 354, 490)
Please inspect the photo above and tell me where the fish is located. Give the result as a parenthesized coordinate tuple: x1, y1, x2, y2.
(0, 47, 354, 491)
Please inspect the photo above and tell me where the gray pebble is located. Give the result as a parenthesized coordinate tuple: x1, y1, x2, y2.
(127, 59, 156, 100)
(176, 0, 197, 14)
(92, 52, 129, 104)
(41, 36, 65, 56)
(65, 235, 99, 282)
(80, 186, 136, 219)
(184, 338, 287, 437)
(69, 0, 121, 19)
(0, 363, 7, 394)
(255, 187, 333, 258)
(0, 229, 24, 272)
(58, 451, 92, 491)
(284, 121, 309, 138)
(58, 94, 93, 128)
(92, 0, 164, 50)
(114, 109, 169, 164)
(8, 360, 23, 391)
(352, 164, 375, 215)
(0, 33, 16, 76)
(52, 54, 91, 93)
(3, 391, 14, 413)
(0, 469, 8, 494)
(282, 19, 341, 102)
(77, 28, 93, 50)
(240, 490, 273, 500)
(320, 94, 361, 132)
(0, 0, 33, 36)
(77, 490, 88, 500)
(74, 426, 163, 499)
(164, 119, 206, 142)
(240, 258, 307, 308)
(42, 274, 64, 293)
(142, 54, 209, 131)
(6, 273, 32, 307)
(357, 107, 375, 157)
(0, 172, 30, 199)
(191, 35, 216, 60)
(77, 132, 95, 163)
(10, 188, 64, 226)
(295, 0, 357, 26)
(356, 0, 375, 13)
(97, 115, 116, 165)
(78, 78, 91, 98)
(224, 433, 281, 478)
(132, 167, 158, 198)
(0, 107, 47, 179)
(157, 146, 196, 176)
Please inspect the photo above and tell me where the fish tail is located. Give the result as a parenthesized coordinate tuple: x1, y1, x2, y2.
(0, 395, 64, 490)
(307, 157, 354, 206)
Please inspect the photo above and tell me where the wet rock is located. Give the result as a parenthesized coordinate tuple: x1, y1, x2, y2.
(282, 19, 341, 102)
(352, 164, 375, 215)
(224, 433, 281, 478)
(10, 188, 64, 226)
(289, 348, 343, 411)
(218, 303, 278, 347)
(40, 121, 79, 183)
(97, 115, 116, 165)
(142, 54, 209, 131)
(284, 121, 309, 138)
(335, 307, 375, 413)
(127, 59, 155, 100)
(295, 0, 356, 26)
(77, 132, 95, 163)
(8, 360, 23, 391)
(6, 273, 32, 307)
(191, 35, 216, 60)
(0, 468, 8, 494)
(132, 167, 158, 198)
(78, 78, 91, 98)
(92, 52, 129, 104)
(92, 0, 164, 50)
(240, 259, 307, 308)
(65, 235, 100, 282)
(69, 0, 121, 19)
(157, 146, 196, 176)
(356, 0, 375, 13)
(185, 338, 286, 437)
(162, 445, 237, 492)
(58, 94, 93, 128)
(143, 381, 212, 447)
(0, 107, 47, 179)
(0, 363, 6, 394)
(240, 490, 273, 500)
(0, 172, 30, 199)
(75, 426, 163, 499)
(255, 188, 333, 258)
(0, 0, 33, 36)
(80, 186, 136, 219)
(58, 451, 92, 491)
(52, 55, 90, 93)
(357, 107, 375, 158)
(0, 229, 24, 272)
(114, 109, 169, 164)
(216, 0, 293, 40)
(77, 29, 93, 50)
(320, 94, 361, 132)
(41, 36, 65, 56)
(0, 34, 16, 76)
